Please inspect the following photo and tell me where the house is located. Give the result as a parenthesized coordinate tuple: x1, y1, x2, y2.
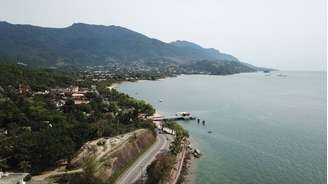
(70, 86, 79, 93)
(162, 127, 176, 135)
(17, 62, 27, 66)
(72, 93, 89, 105)
(72, 93, 85, 99)
(18, 84, 31, 95)
(74, 99, 90, 105)
(33, 90, 49, 95)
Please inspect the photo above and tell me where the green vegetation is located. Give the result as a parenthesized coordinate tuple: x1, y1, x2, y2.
(146, 121, 189, 183)
(0, 21, 265, 74)
(0, 63, 75, 90)
(166, 121, 189, 155)
(182, 59, 257, 75)
(146, 153, 176, 184)
(0, 64, 156, 175)
(165, 121, 189, 138)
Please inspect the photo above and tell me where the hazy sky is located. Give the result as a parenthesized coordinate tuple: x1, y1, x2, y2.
(0, 0, 326, 70)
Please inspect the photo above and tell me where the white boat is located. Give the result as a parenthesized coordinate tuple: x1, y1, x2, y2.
(176, 112, 195, 120)
(193, 149, 202, 158)
(176, 112, 191, 116)
(277, 73, 288, 77)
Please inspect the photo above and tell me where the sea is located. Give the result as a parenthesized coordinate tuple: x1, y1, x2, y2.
(118, 71, 326, 184)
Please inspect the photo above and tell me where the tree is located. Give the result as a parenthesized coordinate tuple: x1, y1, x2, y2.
(146, 154, 175, 184)
(0, 159, 8, 172)
(63, 99, 75, 114)
(81, 155, 102, 184)
(167, 121, 189, 155)
(18, 160, 31, 172)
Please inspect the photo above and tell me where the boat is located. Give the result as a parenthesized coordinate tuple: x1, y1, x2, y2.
(277, 73, 288, 77)
(208, 130, 213, 134)
(176, 112, 195, 120)
(193, 149, 202, 158)
(159, 99, 163, 102)
(176, 112, 191, 116)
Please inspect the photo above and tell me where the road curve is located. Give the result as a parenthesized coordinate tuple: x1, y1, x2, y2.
(115, 133, 171, 184)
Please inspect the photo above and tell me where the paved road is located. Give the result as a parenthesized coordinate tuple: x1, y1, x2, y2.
(115, 133, 172, 184)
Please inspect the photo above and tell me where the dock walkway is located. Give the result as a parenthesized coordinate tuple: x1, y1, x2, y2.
(152, 115, 195, 121)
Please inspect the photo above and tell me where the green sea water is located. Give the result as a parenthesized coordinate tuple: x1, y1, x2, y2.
(118, 72, 326, 184)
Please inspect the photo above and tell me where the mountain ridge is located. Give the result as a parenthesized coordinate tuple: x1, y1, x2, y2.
(0, 21, 270, 74)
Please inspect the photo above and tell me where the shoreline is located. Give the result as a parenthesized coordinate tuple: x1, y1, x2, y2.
(110, 72, 324, 184)
(108, 74, 178, 90)
(115, 81, 197, 184)
(107, 82, 120, 90)
(152, 111, 196, 184)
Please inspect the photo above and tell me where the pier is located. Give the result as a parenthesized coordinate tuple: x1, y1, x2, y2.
(152, 115, 195, 121)
(152, 112, 196, 121)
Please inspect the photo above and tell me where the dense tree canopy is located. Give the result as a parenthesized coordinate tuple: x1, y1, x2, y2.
(146, 153, 175, 184)
(0, 64, 156, 174)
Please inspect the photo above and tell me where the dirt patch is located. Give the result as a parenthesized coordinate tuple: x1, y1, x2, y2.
(107, 129, 155, 181)
(29, 129, 155, 183)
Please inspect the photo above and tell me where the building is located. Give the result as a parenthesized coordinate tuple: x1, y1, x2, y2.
(33, 90, 49, 95)
(70, 86, 79, 93)
(72, 93, 89, 105)
(18, 84, 31, 95)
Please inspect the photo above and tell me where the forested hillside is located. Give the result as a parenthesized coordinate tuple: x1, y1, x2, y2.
(0, 64, 156, 174)
(0, 21, 266, 74)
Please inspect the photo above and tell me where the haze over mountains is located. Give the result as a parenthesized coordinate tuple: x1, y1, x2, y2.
(0, 21, 268, 74)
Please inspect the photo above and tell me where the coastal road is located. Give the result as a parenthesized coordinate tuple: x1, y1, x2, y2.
(115, 133, 172, 184)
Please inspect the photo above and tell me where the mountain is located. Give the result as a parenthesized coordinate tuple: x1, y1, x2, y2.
(0, 21, 266, 74)
(170, 40, 238, 62)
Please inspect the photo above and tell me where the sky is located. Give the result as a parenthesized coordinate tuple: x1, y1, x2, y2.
(0, 0, 326, 71)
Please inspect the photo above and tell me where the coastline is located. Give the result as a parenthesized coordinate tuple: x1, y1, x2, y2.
(109, 72, 324, 183)
(107, 82, 120, 90)
(108, 74, 177, 90)
(152, 111, 196, 184)
(115, 81, 196, 184)
(184, 158, 197, 184)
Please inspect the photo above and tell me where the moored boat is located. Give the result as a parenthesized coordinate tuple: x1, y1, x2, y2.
(176, 112, 195, 120)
